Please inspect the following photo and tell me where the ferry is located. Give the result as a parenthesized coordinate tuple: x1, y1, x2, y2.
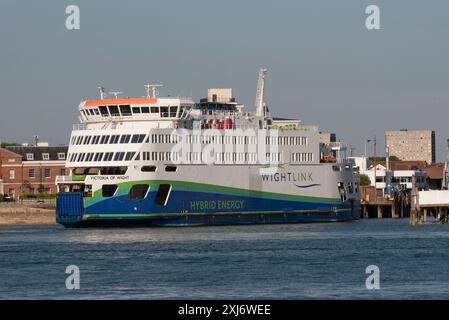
(55, 69, 361, 227)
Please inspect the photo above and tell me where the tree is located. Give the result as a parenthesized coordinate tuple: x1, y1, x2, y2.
(1, 142, 20, 148)
(360, 174, 371, 186)
(389, 155, 400, 161)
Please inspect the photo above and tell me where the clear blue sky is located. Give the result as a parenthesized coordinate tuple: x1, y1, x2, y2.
(1, 0, 449, 161)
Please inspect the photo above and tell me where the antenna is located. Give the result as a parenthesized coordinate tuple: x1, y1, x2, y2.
(144, 83, 163, 98)
(108, 91, 123, 99)
(98, 86, 107, 99)
(255, 68, 268, 117)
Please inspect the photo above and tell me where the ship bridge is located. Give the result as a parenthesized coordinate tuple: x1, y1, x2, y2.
(78, 96, 194, 127)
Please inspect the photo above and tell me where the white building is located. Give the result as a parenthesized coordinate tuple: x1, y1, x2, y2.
(350, 156, 427, 197)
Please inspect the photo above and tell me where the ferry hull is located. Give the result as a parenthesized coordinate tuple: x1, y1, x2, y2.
(56, 188, 361, 228)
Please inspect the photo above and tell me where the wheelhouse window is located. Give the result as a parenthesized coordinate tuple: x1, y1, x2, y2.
(119, 105, 132, 116)
(128, 184, 150, 200)
(132, 107, 141, 114)
(150, 106, 159, 114)
(141, 106, 150, 113)
(102, 184, 118, 197)
(99, 106, 109, 117)
(169, 106, 178, 117)
(108, 105, 120, 116)
(160, 106, 169, 117)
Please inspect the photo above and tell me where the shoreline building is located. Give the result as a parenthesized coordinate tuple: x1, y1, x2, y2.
(385, 129, 435, 164)
(0, 145, 68, 199)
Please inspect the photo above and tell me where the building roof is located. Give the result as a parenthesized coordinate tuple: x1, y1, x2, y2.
(372, 160, 444, 180)
(5, 146, 68, 161)
(0, 147, 22, 159)
(373, 160, 428, 170)
(424, 164, 444, 180)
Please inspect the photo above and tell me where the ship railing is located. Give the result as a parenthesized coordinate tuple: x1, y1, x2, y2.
(55, 175, 73, 183)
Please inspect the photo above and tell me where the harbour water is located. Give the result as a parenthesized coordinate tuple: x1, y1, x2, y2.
(1, 219, 449, 299)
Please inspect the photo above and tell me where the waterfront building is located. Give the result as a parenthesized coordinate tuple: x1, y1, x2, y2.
(385, 129, 435, 164)
(0, 145, 68, 199)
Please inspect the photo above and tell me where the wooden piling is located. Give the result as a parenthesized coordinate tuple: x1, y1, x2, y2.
(377, 205, 383, 219)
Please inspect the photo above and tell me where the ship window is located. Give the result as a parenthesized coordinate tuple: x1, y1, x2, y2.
(160, 106, 169, 117)
(125, 152, 135, 161)
(119, 105, 132, 116)
(85, 153, 94, 162)
(132, 107, 141, 114)
(100, 167, 127, 175)
(131, 134, 145, 143)
(114, 152, 125, 161)
(128, 184, 150, 200)
(99, 106, 109, 117)
(94, 153, 104, 161)
(109, 135, 120, 144)
(169, 106, 178, 117)
(141, 106, 150, 113)
(155, 184, 171, 206)
(165, 165, 177, 172)
(83, 136, 91, 145)
(141, 165, 157, 172)
(93, 108, 100, 115)
(120, 135, 131, 143)
(100, 135, 110, 144)
(77, 153, 86, 162)
(108, 105, 120, 116)
(102, 184, 118, 197)
(103, 152, 114, 161)
(92, 135, 101, 144)
(150, 106, 159, 114)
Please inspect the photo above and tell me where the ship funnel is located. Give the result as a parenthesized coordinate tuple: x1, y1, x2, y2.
(255, 68, 267, 117)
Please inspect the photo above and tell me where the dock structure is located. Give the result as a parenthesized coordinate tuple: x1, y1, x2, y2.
(413, 190, 449, 224)
(361, 186, 410, 219)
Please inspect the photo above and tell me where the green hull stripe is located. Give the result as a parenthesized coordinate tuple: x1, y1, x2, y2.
(85, 179, 341, 207)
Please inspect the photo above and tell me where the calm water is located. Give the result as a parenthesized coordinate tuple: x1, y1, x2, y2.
(0, 219, 449, 299)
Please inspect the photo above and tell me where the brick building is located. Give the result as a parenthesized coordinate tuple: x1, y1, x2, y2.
(0, 146, 68, 199)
